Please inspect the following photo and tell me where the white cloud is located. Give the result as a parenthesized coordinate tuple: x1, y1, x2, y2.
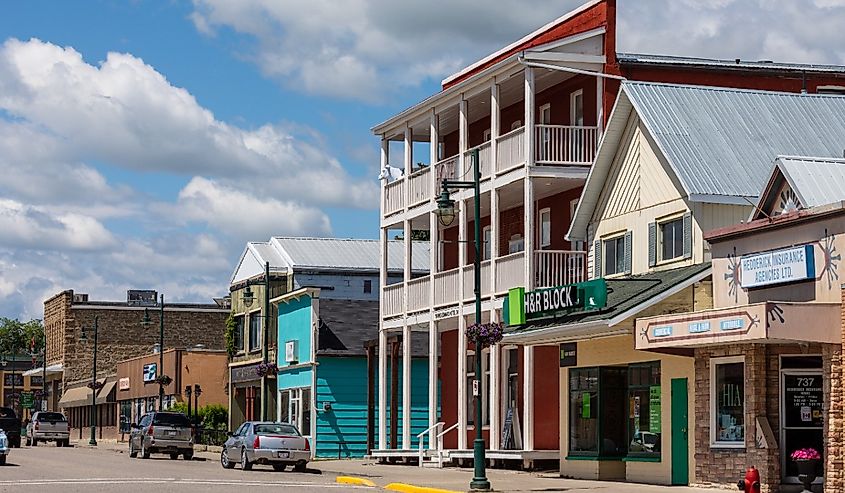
(173, 176, 332, 238)
(0, 199, 118, 251)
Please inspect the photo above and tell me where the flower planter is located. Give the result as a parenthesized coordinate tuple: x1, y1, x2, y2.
(795, 458, 820, 492)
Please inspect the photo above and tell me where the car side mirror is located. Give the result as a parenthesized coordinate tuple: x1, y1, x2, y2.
(226, 431, 234, 437)
(130, 423, 140, 429)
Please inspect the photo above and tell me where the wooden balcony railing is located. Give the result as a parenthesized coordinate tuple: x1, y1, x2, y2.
(407, 277, 431, 312)
(433, 268, 460, 307)
(435, 154, 458, 182)
(384, 177, 405, 216)
(383, 283, 404, 317)
(494, 251, 525, 294)
(463, 141, 493, 180)
(496, 127, 525, 173)
(535, 250, 587, 288)
(534, 125, 599, 165)
(407, 166, 432, 208)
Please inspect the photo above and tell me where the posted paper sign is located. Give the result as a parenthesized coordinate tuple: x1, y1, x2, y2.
(740, 244, 814, 289)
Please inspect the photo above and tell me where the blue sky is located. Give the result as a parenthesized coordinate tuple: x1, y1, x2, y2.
(0, 0, 843, 319)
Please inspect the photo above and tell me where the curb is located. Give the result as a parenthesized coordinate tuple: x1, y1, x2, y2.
(336, 476, 377, 487)
(384, 483, 461, 493)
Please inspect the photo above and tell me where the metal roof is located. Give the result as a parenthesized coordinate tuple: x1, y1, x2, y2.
(617, 52, 845, 74)
(568, 81, 845, 240)
(231, 237, 430, 285)
(773, 156, 845, 210)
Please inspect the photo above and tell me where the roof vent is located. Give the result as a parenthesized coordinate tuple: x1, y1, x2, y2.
(735, 58, 741, 64)
(758, 59, 774, 63)
(72, 293, 88, 303)
(127, 290, 157, 306)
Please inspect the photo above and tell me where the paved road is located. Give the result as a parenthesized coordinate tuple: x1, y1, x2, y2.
(0, 444, 361, 492)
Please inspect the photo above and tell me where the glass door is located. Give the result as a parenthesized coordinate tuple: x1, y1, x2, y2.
(781, 369, 824, 483)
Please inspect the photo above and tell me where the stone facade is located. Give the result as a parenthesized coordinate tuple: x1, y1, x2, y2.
(44, 290, 229, 390)
(693, 343, 833, 493)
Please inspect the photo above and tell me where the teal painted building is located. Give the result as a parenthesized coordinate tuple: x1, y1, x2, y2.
(276, 287, 431, 458)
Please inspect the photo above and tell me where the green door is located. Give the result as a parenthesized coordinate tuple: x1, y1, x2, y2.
(671, 378, 689, 485)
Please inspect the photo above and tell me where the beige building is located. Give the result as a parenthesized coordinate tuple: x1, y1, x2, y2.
(503, 85, 845, 486)
(637, 157, 845, 492)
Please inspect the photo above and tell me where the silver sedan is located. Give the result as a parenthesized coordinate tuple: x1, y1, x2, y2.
(220, 421, 310, 472)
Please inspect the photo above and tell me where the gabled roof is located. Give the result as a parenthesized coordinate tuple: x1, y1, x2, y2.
(568, 81, 845, 240)
(230, 237, 430, 286)
(754, 156, 845, 220)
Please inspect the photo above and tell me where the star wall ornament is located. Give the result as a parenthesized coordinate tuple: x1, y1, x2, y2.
(818, 233, 841, 290)
(725, 250, 740, 302)
(779, 187, 801, 214)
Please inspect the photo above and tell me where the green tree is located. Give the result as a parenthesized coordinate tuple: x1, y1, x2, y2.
(0, 318, 44, 356)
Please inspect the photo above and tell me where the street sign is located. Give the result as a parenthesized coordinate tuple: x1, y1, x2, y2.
(20, 391, 34, 409)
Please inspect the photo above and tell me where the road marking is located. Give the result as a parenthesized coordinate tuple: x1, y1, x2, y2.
(0, 478, 364, 488)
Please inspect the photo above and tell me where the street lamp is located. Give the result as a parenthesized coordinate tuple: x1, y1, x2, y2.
(141, 294, 165, 411)
(79, 315, 99, 446)
(193, 384, 202, 424)
(185, 385, 192, 422)
(434, 149, 490, 491)
(240, 262, 271, 421)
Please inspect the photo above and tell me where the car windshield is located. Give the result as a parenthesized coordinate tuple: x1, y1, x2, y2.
(37, 412, 65, 422)
(152, 413, 191, 427)
(254, 424, 300, 436)
(0, 408, 15, 419)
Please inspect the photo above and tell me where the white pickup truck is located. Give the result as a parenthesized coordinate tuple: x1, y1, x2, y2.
(26, 412, 70, 447)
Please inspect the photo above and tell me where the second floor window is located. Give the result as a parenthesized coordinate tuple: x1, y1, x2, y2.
(249, 313, 261, 352)
(233, 315, 244, 354)
(539, 208, 551, 248)
(660, 217, 684, 261)
(483, 226, 492, 260)
(604, 235, 626, 276)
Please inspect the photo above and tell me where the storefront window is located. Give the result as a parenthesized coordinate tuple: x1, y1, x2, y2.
(628, 362, 661, 456)
(569, 367, 599, 454)
(711, 357, 744, 446)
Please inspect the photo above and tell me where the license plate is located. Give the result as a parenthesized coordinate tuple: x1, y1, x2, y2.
(167, 431, 177, 436)
(277, 451, 289, 458)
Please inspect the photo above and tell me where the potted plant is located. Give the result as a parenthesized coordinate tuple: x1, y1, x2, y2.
(791, 447, 821, 492)
(254, 362, 278, 378)
(154, 374, 173, 387)
(466, 322, 504, 348)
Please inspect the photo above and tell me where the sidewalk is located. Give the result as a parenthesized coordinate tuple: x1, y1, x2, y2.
(317, 459, 731, 492)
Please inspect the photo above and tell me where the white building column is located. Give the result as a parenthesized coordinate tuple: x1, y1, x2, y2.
(402, 219, 412, 450)
(596, 76, 604, 137)
(377, 139, 389, 451)
(404, 124, 413, 207)
(524, 67, 536, 291)
(458, 96, 468, 177)
(457, 314, 467, 450)
(522, 345, 534, 451)
(488, 342, 501, 449)
(428, 181, 439, 449)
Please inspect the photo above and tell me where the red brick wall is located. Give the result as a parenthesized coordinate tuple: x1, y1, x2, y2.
(440, 329, 458, 449)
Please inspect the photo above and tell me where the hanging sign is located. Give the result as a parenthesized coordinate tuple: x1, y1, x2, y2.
(740, 244, 815, 288)
(649, 386, 661, 432)
(505, 279, 607, 326)
(142, 363, 157, 383)
(118, 377, 130, 390)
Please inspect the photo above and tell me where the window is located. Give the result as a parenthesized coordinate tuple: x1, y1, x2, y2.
(603, 235, 626, 276)
(363, 279, 372, 294)
(539, 208, 551, 248)
(569, 367, 599, 453)
(511, 120, 522, 131)
(466, 349, 490, 427)
(627, 362, 662, 456)
(280, 387, 312, 437)
(233, 315, 244, 354)
(483, 129, 491, 142)
(660, 217, 684, 261)
(279, 390, 290, 424)
(570, 90, 584, 126)
(248, 312, 261, 352)
(508, 234, 524, 254)
(482, 226, 492, 260)
(711, 357, 745, 447)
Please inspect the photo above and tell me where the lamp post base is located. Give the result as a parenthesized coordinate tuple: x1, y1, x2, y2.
(470, 438, 491, 491)
(89, 427, 97, 446)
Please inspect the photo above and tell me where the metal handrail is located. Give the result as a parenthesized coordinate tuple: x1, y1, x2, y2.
(437, 422, 459, 439)
(418, 422, 444, 467)
(417, 421, 444, 438)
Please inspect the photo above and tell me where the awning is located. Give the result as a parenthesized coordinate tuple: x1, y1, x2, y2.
(503, 263, 712, 345)
(635, 302, 841, 350)
(23, 363, 63, 377)
(58, 379, 115, 408)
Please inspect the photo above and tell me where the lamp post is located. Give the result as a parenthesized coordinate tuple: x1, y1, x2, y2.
(185, 385, 192, 422)
(241, 261, 271, 421)
(193, 384, 202, 424)
(141, 294, 165, 411)
(434, 149, 490, 491)
(41, 349, 47, 412)
(79, 316, 99, 446)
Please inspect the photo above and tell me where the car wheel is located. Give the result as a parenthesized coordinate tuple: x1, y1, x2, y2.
(141, 440, 150, 459)
(129, 441, 137, 458)
(220, 448, 234, 469)
(169, 453, 179, 460)
(12, 437, 20, 448)
(183, 451, 193, 461)
(63, 440, 70, 448)
(31, 438, 37, 447)
(293, 461, 307, 472)
(241, 448, 252, 471)
(272, 464, 286, 472)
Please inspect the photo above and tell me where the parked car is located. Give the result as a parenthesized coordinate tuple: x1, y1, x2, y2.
(128, 411, 193, 460)
(26, 411, 70, 447)
(0, 430, 9, 465)
(0, 407, 21, 448)
(629, 431, 660, 453)
(220, 422, 309, 472)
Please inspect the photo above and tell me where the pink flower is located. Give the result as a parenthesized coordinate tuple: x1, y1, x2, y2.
(790, 448, 821, 460)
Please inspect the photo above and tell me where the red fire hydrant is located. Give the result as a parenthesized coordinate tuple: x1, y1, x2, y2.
(737, 466, 761, 493)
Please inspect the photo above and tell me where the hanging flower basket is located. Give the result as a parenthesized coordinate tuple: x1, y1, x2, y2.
(86, 381, 105, 391)
(466, 322, 504, 348)
(255, 362, 278, 378)
(154, 375, 173, 386)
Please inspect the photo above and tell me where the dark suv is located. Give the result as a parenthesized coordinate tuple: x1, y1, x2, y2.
(0, 407, 21, 448)
(129, 411, 193, 460)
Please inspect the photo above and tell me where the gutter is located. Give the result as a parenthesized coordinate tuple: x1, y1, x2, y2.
(517, 54, 627, 81)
